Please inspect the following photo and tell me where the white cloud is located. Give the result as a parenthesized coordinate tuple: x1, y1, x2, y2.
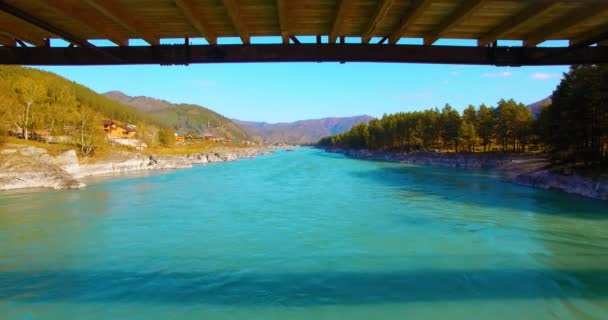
(450, 71, 460, 76)
(530, 72, 560, 80)
(482, 71, 513, 78)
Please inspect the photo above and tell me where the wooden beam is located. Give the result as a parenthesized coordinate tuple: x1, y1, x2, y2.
(276, 0, 289, 44)
(388, 0, 432, 44)
(361, 0, 395, 44)
(0, 3, 123, 61)
(0, 1, 95, 48)
(569, 23, 608, 47)
(221, 0, 250, 45)
(1, 44, 607, 66)
(174, 0, 216, 45)
(524, 4, 608, 47)
(477, 2, 558, 47)
(84, 0, 159, 45)
(0, 34, 15, 47)
(45, 0, 128, 46)
(0, 12, 121, 62)
(0, 30, 45, 47)
(423, 0, 486, 46)
(329, 0, 354, 44)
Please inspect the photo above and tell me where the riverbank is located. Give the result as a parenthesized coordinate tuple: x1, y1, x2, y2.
(0, 143, 274, 192)
(324, 148, 608, 201)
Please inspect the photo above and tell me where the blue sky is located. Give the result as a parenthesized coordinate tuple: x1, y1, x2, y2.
(37, 39, 569, 123)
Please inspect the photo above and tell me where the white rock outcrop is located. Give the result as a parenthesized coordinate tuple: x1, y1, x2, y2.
(0, 144, 273, 192)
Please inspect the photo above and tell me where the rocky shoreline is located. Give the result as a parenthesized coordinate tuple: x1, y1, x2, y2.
(324, 148, 608, 201)
(0, 144, 274, 192)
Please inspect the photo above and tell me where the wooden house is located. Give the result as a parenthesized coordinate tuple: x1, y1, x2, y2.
(203, 134, 218, 142)
(102, 120, 137, 139)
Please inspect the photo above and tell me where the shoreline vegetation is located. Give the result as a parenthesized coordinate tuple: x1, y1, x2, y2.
(0, 65, 283, 192)
(317, 65, 608, 201)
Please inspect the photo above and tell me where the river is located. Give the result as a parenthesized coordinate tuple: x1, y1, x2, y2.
(1, 148, 607, 319)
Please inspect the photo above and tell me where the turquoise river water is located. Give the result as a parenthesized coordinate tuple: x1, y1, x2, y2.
(1, 148, 608, 319)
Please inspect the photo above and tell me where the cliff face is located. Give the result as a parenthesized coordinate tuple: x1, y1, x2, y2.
(0, 144, 273, 192)
(0, 146, 84, 190)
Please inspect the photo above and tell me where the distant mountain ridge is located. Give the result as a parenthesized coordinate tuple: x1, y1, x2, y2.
(104, 91, 175, 112)
(234, 115, 374, 144)
(103, 91, 252, 140)
(527, 96, 552, 118)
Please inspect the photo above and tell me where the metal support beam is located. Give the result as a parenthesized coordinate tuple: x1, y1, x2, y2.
(362, 0, 395, 44)
(174, 0, 217, 45)
(537, 30, 608, 63)
(424, 0, 486, 46)
(0, 44, 605, 66)
(389, 0, 432, 44)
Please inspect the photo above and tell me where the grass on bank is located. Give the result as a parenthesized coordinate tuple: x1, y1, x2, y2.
(143, 140, 251, 156)
(1, 134, 255, 158)
(1, 136, 75, 156)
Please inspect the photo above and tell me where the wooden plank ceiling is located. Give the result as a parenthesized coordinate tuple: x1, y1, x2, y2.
(0, 0, 607, 48)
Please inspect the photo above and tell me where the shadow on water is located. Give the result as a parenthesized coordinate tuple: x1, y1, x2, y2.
(1, 268, 608, 305)
(350, 164, 608, 220)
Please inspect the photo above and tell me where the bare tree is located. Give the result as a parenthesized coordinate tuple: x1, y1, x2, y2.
(12, 77, 47, 140)
(78, 105, 95, 157)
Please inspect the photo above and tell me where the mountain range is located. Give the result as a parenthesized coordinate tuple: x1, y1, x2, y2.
(104, 91, 252, 140)
(527, 96, 552, 118)
(104, 90, 556, 144)
(104, 91, 372, 144)
(233, 116, 374, 144)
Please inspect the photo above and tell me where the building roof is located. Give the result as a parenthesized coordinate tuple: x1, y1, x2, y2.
(118, 124, 136, 132)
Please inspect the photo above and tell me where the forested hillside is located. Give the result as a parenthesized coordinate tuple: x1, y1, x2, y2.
(104, 91, 252, 140)
(320, 65, 608, 167)
(0, 66, 164, 155)
(319, 100, 533, 153)
(0, 66, 159, 130)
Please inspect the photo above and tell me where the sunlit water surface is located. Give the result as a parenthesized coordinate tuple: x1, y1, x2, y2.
(1, 148, 608, 319)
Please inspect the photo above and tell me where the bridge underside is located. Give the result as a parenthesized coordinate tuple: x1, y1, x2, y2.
(0, 0, 607, 66)
(0, 43, 606, 66)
